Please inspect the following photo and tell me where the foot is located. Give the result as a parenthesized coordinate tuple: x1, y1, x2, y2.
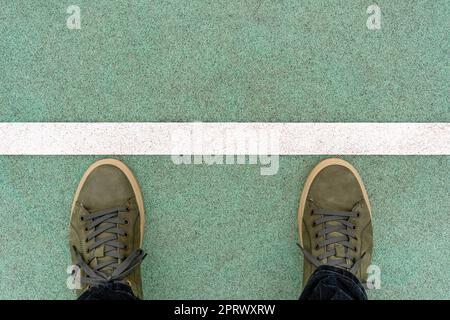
(298, 158, 373, 286)
(69, 159, 146, 298)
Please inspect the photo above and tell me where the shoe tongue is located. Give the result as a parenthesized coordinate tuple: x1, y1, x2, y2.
(325, 219, 347, 259)
(91, 249, 119, 275)
(321, 205, 357, 262)
(89, 219, 121, 275)
(334, 244, 346, 258)
(91, 247, 117, 274)
(81, 204, 131, 275)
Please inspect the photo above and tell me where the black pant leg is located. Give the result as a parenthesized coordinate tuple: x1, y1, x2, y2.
(299, 265, 367, 300)
(78, 282, 138, 300)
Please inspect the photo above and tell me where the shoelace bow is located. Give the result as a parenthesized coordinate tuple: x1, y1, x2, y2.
(72, 206, 146, 285)
(298, 208, 365, 274)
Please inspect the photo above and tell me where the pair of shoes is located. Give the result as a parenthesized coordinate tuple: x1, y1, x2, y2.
(69, 158, 373, 299)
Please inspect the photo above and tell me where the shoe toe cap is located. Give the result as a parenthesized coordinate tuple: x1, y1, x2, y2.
(78, 164, 134, 210)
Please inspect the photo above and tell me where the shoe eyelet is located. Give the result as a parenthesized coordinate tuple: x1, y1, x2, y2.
(352, 226, 356, 230)
(124, 233, 128, 237)
(124, 245, 128, 249)
(80, 216, 84, 222)
(356, 212, 360, 217)
(84, 227, 88, 231)
(310, 209, 315, 216)
(315, 244, 319, 250)
(124, 220, 129, 225)
(85, 238, 89, 243)
(315, 233, 319, 238)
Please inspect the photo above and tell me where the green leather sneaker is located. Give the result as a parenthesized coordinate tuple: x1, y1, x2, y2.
(69, 159, 146, 299)
(298, 158, 373, 286)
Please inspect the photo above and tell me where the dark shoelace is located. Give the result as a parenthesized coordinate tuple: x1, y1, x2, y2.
(298, 208, 364, 274)
(72, 207, 146, 285)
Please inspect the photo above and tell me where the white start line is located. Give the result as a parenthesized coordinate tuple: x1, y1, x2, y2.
(0, 123, 448, 155)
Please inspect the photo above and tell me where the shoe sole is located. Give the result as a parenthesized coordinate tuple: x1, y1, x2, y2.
(297, 158, 372, 247)
(70, 158, 145, 246)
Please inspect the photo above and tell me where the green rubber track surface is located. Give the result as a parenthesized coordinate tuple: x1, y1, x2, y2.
(0, 1, 448, 299)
